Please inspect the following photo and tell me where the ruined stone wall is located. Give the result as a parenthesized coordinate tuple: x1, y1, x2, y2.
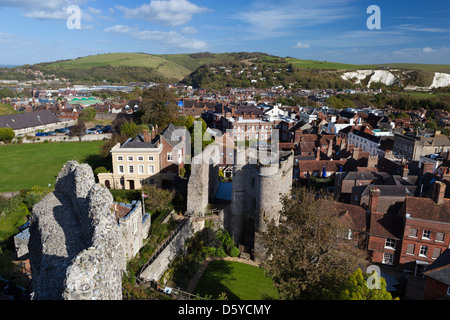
(140, 218, 204, 282)
(118, 201, 151, 261)
(28, 161, 124, 300)
(188, 145, 294, 258)
(186, 144, 220, 217)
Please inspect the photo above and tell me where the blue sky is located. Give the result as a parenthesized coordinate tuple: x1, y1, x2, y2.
(0, 0, 448, 66)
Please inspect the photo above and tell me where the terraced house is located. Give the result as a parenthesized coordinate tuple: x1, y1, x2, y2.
(98, 124, 184, 190)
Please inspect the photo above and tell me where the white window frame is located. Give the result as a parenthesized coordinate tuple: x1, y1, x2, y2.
(128, 165, 134, 174)
(117, 156, 124, 161)
(127, 156, 134, 161)
(118, 165, 124, 174)
(385, 238, 396, 250)
(422, 230, 431, 240)
(137, 156, 144, 162)
(148, 155, 154, 162)
(148, 165, 155, 174)
(167, 152, 173, 161)
(419, 245, 428, 258)
(138, 165, 144, 174)
(383, 253, 394, 265)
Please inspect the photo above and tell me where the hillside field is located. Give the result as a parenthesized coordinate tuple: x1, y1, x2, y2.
(0, 141, 106, 192)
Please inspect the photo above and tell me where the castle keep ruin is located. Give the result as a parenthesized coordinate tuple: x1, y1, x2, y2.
(186, 143, 293, 259)
(28, 160, 150, 300)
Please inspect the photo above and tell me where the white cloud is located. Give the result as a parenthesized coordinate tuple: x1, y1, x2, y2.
(105, 24, 207, 50)
(397, 24, 450, 33)
(233, 1, 355, 39)
(0, 0, 96, 21)
(104, 25, 133, 34)
(422, 47, 436, 53)
(88, 7, 102, 15)
(293, 42, 310, 49)
(181, 26, 198, 35)
(116, 0, 209, 27)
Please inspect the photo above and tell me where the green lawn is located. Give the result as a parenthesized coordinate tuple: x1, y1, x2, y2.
(194, 260, 279, 300)
(0, 141, 106, 192)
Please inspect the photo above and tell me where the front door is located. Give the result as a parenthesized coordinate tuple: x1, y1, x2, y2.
(128, 180, 135, 190)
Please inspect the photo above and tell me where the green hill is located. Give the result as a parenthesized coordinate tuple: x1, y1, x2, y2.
(34, 52, 272, 83)
(0, 102, 16, 116)
(12, 52, 450, 88)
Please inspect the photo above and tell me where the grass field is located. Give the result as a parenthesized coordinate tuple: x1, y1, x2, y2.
(194, 260, 279, 300)
(0, 141, 106, 192)
(285, 58, 376, 70)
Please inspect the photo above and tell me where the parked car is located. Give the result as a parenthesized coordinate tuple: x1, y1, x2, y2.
(36, 132, 48, 136)
(46, 131, 56, 136)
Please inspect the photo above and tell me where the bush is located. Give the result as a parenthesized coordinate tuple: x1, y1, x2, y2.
(94, 166, 108, 176)
(0, 127, 15, 143)
(230, 246, 240, 258)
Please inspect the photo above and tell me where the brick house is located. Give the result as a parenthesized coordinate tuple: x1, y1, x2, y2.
(423, 249, 450, 300)
(366, 188, 404, 266)
(398, 181, 450, 277)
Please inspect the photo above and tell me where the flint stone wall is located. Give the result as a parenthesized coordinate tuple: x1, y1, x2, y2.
(140, 218, 204, 282)
(28, 160, 124, 300)
(186, 145, 220, 217)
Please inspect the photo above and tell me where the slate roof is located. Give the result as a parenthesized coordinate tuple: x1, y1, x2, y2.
(0, 110, 59, 130)
(424, 249, 450, 286)
(121, 135, 157, 149)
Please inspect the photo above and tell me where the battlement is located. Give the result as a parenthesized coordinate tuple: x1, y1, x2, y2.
(28, 161, 124, 300)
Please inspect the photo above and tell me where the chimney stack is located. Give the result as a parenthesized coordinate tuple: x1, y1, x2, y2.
(352, 147, 360, 160)
(401, 164, 409, 178)
(421, 162, 434, 176)
(368, 187, 380, 213)
(431, 181, 446, 204)
(143, 129, 151, 143)
(327, 139, 333, 158)
(316, 148, 321, 161)
(151, 127, 155, 140)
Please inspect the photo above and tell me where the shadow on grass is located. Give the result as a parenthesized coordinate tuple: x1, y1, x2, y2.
(194, 260, 240, 300)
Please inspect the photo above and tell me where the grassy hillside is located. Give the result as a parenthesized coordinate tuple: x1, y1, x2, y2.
(0, 102, 16, 116)
(16, 52, 450, 88)
(40, 52, 270, 83)
(376, 63, 450, 73)
(285, 58, 376, 70)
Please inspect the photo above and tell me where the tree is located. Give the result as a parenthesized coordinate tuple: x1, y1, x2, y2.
(257, 187, 368, 300)
(142, 185, 175, 213)
(120, 120, 138, 137)
(139, 85, 178, 130)
(69, 122, 86, 141)
(321, 268, 396, 300)
(0, 127, 15, 142)
(78, 107, 96, 122)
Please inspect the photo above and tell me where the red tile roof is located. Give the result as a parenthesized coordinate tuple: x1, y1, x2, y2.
(403, 197, 450, 224)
